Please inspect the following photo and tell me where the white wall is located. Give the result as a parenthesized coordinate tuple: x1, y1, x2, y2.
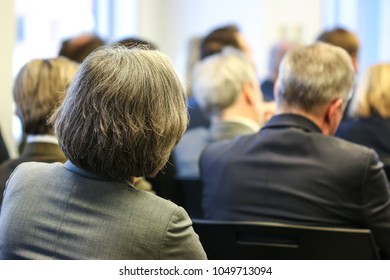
(129, 0, 322, 82)
(0, 0, 16, 157)
(261, 0, 322, 76)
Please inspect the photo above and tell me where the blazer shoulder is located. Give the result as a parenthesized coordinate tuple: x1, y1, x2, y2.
(201, 132, 256, 159)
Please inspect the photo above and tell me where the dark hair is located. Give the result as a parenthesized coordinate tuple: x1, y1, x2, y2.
(59, 34, 106, 63)
(113, 37, 158, 50)
(200, 24, 241, 59)
(316, 27, 359, 57)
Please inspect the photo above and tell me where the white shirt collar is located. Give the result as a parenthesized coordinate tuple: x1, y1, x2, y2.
(26, 134, 59, 145)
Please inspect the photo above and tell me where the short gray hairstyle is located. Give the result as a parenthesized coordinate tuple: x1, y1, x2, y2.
(51, 46, 188, 180)
(13, 57, 79, 134)
(192, 47, 257, 116)
(276, 42, 355, 113)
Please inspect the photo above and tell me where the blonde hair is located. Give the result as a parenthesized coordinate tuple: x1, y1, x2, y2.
(350, 63, 390, 118)
(13, 57, 79, 134)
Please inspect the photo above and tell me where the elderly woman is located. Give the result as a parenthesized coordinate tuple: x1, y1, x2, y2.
(0, 47, 206, 260)
(336, 63, 390, 179)
(0, 57, 79, 204)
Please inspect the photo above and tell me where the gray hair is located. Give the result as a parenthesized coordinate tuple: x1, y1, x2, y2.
(192, 47, 257, 116)
(13, 57, 79, 134)
(276, 42, 355, 113)
(51, 46, 188, 180)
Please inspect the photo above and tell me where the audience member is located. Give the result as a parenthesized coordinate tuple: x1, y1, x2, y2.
(316, 27, 360, 72)
(336, 63, 390, 180)
(261, 40, 296, 101)
(0, 129, 9, 164)
(174, 47, 263, 180)
(0, 46, 206, 260)
(316, 27, 360, 118)
(199, 42, 390, 258)
(0, 57, 79, 204)
(59, 33, 106, 63)
(188, 24, 253, 131)
(15, 33, 105, 155)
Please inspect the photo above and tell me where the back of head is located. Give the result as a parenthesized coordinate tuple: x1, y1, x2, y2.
(200, 24, 241, 59)
(59, 34, 106, 63)
(51, 46, 188, 180)
(350, 63, 390, 118)
(192, 47, 257, 116)
(316, 27, 359, 59)
(276, 42, 355, 114)
(13, 57, 79, 135)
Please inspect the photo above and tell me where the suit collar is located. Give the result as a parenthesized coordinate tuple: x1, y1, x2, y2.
(210, 120, 257, 141)
(64, 160, 132, 186)
(261, 113, 322, 133)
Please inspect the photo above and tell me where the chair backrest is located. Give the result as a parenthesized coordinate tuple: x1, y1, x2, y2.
(177, 179, 203, 218)
(192, 219, 379, 260)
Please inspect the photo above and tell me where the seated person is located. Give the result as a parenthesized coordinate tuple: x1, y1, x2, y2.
(261, 40, 296, 102)
(316, 27, 360, 119)
(336, 63, 390, 180)
(0, 129, 9, 164)
(0, 57, 79, 204)
(199, 42, 390, 259)
(59, 33, 106, 63)
(174, 47, 264, 180)
(0, 46, 206, 260)
(187, 24, 254, 131)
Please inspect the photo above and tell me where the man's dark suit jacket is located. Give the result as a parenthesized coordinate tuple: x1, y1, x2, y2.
(336, 113, 390, 179)
(0, 142, 67, 204)
(0, 130, 9, 164)
(200, 113, 390, 258)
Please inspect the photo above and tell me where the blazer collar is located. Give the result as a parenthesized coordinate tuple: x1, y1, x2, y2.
(64, 160, 131, 185)
(209, 119, 258, 141)
(261, 113, 322, 133)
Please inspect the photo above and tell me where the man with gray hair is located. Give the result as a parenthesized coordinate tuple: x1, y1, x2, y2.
(174, 47, 264, 180)
(200, 42, 390, 258)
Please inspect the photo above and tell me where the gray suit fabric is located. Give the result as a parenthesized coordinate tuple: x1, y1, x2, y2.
(200, 113, 390, 258)
(174, 120, 257, 179)
(0, 142, 67, 205)
(0, 161, 206, 260)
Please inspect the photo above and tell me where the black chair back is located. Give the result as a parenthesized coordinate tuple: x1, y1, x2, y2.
(177, 180, 203, 218)
(192, 219, 379, 260)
